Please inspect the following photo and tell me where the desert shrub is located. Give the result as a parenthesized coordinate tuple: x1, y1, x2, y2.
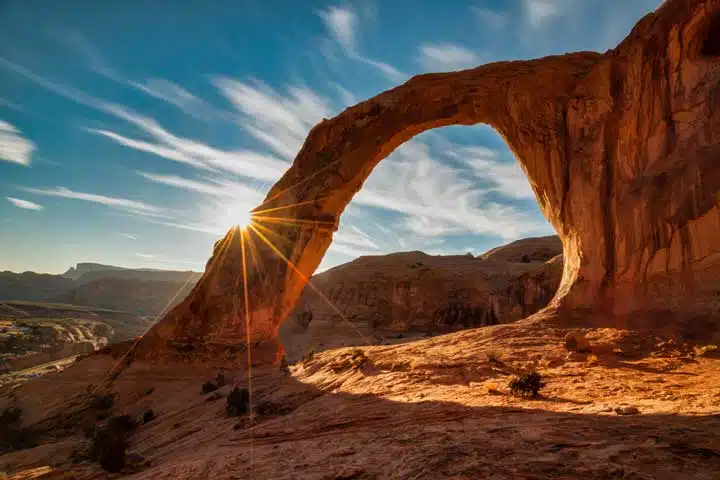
(201, 380, 219, 394)
(349, 349, 368, 370)
(89, 394, 114, 410)
(0, 406, 38, 454)
(486, 350, 503, 364)
(509, 371, 545, 398)
(0, 406, 21, 425)
(302, 349, 315, 364)
(142, 410, 155, 424)
(520, 254, 531, 263)
(91, 426, 127, 473)
(226, 387, 250, 417)
(143, 387, 155, 396)
(215, 373, 226, 387)
(107, 414, 136, 434)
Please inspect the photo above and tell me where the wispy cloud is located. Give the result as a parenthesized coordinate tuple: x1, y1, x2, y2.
(137, 172, 266, 205)
(88, 105, 289, 181)
(6, 197, 43, 210)
(0, 57, 103, 110)
(214, 78, 333, 161)
(353, 139, 546, 240)
(129, 79, 213, 118)
(0, 98, 24, 112)
(21, 186, 166, 217)
(118, 233, 137, 240)
(418, 43, 479, 72)
(0, 121, 35, 166)
(135, 253, 156, 259)
(524, 0, 563, 27)
(451, 146, 536, 200)
(472, 6, 509, 30)
(321, 6, 357, 51)
(319, 6, 405, 82)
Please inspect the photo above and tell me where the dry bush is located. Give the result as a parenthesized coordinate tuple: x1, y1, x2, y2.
(508, 371, 545, 398)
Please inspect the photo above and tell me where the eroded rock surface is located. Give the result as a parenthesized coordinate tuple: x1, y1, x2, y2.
(281, 237, 563, 361)
(138, 0, 720, 364)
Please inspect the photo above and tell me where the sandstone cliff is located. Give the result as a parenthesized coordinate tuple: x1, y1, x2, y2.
(281, 237, 563, 360)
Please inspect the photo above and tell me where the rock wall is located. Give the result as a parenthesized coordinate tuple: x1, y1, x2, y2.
(138, 0, 720, 364)
(281, 239, 563, 361)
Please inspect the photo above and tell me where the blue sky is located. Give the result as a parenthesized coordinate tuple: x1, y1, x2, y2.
(0, 0, 660, 274)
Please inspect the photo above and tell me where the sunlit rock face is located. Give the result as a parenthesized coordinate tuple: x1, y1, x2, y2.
(137, 0, 720, 364)
(280, 238, 563, 361)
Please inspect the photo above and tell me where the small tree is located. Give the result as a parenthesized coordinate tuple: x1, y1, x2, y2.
(226, 387, 250, 417)
(508, 371, 545, 398)
(91, 427, 126, 473)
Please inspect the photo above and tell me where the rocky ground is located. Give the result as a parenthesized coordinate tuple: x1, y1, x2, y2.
(1, 309, 718, 479)
(0, 302, 152, 382)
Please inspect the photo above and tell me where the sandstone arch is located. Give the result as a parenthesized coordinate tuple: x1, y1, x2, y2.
(137, 0, 720, 364)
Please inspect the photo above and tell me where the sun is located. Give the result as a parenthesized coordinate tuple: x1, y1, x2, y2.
(236, 208, 253, 230)
(217, 202, 254, 231)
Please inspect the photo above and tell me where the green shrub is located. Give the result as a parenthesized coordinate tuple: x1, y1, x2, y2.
(226, 387, 250, 417)
(509, 371, 545, 398)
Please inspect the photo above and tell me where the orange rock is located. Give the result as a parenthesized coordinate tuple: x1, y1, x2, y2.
(138, 0, 720, 365)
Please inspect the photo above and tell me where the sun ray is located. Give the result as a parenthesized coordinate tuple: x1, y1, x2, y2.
(88, 270, 201, 396)
(263, 156, 344, 204)
(251, 222, 295, 248)
(239, 228, 256, 476)
(248, 224, 373, 345)
(251, 197, 326, 216)
(252, 214, 336, 229)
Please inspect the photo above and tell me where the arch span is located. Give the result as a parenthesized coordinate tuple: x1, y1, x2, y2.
(138, 0, 720, 364)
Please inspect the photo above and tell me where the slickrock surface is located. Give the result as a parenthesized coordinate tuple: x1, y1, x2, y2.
(1, 312, 719, 479)
(137, 0, 720, 363)
(2, 1, 719, 478)
(281, 237, 563, 361)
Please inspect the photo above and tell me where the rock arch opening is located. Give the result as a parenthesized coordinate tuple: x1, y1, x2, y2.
(278, 125, 564, 361)
(137, 0, 720, 365)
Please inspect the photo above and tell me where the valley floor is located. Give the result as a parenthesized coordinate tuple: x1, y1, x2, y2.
(1, 310, 719, 479)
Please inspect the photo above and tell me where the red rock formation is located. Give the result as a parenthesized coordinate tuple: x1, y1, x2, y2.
(137, 0, 720, 364)
(280, 238, 563, 361)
